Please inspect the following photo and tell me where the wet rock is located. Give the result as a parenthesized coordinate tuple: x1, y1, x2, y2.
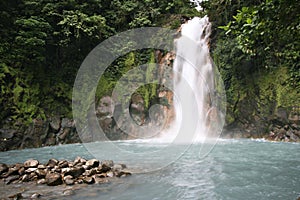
(8, 192, 22, 200)
(61, 167, 70, 174)
(18, 167, 25, 176)
(64, 167, 85, 178)
(31, 193, 41, 199)
(46, 172, 63, 186)
(64, 177, 75, 185)
(106, 171, 114, 178)
(76, 179, 83, 184)
(5, 167, 19, 177)
(97, 165, 110, 173)
(35, 169, 46, 179)
(21, 174, 31, 182)
(0, 163, 8, 175)
(14, 163, 24, 171)
(58, 160, 69, 168)
(63, 189, 74, 196)
(102, 160, 114, 168)
(47, 158, 58, 168)
(116, 171, 132, 178)
(5, 175, 19, 185)
(37, 178, 46, 184)
(94, 177, 109, 184)
(25, 168, 37, 174)
(63, 175, 73, 180)
(100, 160, 113, 173)
(37, 165, 46, 169)
(83, 176, 95, 184)
(83, 168, 97, 177)
(95, 173, 107, 178)
(113, 164, 126, 172)
(53, 166, 62, 173)
(0, 158, 131, 188)
(74, 157, 86, 166)
(86, 159, 99, 168)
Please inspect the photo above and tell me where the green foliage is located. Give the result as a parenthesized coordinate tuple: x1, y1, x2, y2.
(0, 0, 200, 126)
(208, 0, 300, 124)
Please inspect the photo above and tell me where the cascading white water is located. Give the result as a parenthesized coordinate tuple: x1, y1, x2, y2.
(160, 16, 215, 143)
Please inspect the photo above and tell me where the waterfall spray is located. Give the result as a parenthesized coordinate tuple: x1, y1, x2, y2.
(160, 16, 219, 143)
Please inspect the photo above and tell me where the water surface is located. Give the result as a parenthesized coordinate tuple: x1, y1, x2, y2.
(0, 139, 299, 200)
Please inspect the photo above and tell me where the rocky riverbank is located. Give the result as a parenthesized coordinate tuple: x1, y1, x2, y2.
(222, 118, 300, 142)
(0, 157, 131, 199)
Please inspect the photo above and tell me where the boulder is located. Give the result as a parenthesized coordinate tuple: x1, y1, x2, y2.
(37, 165, 46, 169)
(47, 159, 58, 168)
(8, 193, 22, 200)
(64, 167, 85, 178)
(58, 160, 69, 168)
(74, 157, 86, 166)
(31, 193, 41, 199)
(113, 164, 126, 172)
(5, 175, 19, 185)
(53, 166, 62, 173)
(18, 167, 25, 176)
(46, 172, 63, 186)
(61, 118, 74, 128)
(83, 168, 97, 177)
(37, 178, 46, 184)
(101, 160, 114, 168)
(6, 167, 19, 177)
(25, 168, 37, 174)
(94, 177, 109, 184)
(116, 171, 132, 178)
(49, 116, 61, 132)
(24, 159, 39, 168)
(106, 171, 114, 178)
(63, 175, 73, 180)
(64, 178, 75, 185)
(63, 189, 74, 196)
(96, 96, 114, 118)
(83, 177, 95, 184)
(95, 173, 107, 178)
(35, 169, 46, 179)
(0, 163, 8, 175)
(86, 159, 99, 168)
(21, 174, 31, 182)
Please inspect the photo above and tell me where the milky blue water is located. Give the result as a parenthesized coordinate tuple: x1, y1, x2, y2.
(0, 139, 299, 200)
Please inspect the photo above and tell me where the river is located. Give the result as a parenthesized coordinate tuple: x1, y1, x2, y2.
(0, 138, 299, 199)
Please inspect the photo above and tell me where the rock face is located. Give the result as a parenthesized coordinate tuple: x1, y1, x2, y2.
(223, 106, 300, 142)
(0, 157, 131, 187)
(0, 117, 81, 151)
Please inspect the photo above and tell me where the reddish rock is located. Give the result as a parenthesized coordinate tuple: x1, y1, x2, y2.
(46, 172, 63, 186)
(24, 159, 39, 168)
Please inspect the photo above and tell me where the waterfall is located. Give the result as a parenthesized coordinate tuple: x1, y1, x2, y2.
(160, 16, 219, 143)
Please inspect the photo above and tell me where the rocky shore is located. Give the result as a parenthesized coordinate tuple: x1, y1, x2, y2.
(222, 117, 300, 142)
(0, 157, 131, 199)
